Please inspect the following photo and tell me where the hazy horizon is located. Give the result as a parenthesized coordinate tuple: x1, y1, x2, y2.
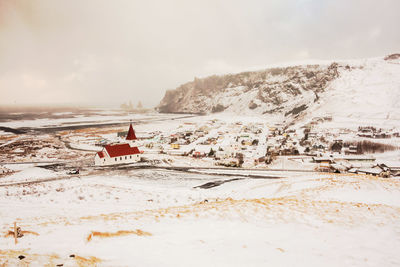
(1, 0, 399, 108)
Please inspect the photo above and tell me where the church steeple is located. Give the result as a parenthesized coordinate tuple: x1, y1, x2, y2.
(126, 123, 137, 141)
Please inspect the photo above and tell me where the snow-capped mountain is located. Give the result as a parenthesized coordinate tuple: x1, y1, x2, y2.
(157, 54, 400, 123)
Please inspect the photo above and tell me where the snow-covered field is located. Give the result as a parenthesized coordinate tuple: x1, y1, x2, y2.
(1, 163, 400, 266)
(1, 109, 400, 266)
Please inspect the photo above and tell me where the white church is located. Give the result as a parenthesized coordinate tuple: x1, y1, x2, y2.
(94, 123, 142, 166)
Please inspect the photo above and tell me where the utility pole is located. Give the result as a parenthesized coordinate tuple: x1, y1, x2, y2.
(14, 222, 17, 244)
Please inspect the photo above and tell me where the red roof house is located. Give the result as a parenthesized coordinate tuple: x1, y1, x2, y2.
(95, 143, 141, 166)
(94, 123, 142, 166)
(104, 143, 140, 157)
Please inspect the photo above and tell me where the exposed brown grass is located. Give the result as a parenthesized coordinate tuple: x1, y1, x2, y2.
(0, 250, 61, 267)
(72, 127, 125, 135)
(76, 189, 400, 228)
(73, 255, 102, 267)
(4, 230, 39, 238)
(0, 135, 16, 141)
(86, 229, 152, 242)
(0, 250, 101, 267)
(24, 174, 400, 229)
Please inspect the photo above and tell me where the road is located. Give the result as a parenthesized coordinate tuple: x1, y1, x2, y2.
(0, 161, 320, 187)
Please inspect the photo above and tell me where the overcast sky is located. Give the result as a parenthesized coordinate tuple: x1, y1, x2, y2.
(0, 0, 399, 108)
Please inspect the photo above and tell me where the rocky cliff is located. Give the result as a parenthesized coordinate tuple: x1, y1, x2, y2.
(157, 63, 341, 115)
(157, 55, 400, 122)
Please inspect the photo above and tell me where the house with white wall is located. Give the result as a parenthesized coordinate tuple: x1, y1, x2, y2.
(94, 123, 141, 166)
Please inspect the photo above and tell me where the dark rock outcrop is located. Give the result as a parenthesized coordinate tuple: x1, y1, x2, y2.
(157, 63, 341, 115)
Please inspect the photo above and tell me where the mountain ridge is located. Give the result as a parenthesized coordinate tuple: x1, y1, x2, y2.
(157, 54, 400, 124)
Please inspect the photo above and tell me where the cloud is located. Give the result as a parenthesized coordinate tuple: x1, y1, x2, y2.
(0, 0, 399, 107)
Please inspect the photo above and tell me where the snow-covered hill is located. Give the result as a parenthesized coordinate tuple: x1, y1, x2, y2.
(157, 54, 400, 124)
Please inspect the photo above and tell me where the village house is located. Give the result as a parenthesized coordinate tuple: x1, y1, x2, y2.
(378, 163, 400, 176)
(94, 123, 142, 166)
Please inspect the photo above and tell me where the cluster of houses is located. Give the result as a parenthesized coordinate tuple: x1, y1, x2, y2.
(94, 120, 268, 167)
(312, 155, 400, 177)
(92, 120, 399, 177)
(357, 126, 400, 139)
(161, 121, 268, 167)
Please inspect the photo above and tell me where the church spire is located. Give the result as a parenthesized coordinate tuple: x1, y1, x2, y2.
(126, 123, 137, 141)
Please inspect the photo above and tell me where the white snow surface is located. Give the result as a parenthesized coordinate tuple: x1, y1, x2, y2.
(314, 58, 400, 124)
(0, 166, 62, 184)
(1, 164, 400, 266)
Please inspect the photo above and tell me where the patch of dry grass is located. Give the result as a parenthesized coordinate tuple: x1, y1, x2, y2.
(71, 127, 125, 135)
(86, 229, 152, 242)
(0, 135, 16, 142)
(4, 230, 39, 238)
(73, 255, 102, 267)
(20, 174, 400, 230)
(0, 250, 61, 267)
(76, 193, 400, 227)
(0, 250, 101, 267)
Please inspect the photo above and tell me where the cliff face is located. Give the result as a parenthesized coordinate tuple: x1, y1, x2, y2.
(157, 62, 341, 116)
(157, 55, 400, 123)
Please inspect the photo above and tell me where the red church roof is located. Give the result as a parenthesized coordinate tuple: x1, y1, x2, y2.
(126, 123, 137, 140)
(104, 143, 140, 158)
(97, 151, 105, 158)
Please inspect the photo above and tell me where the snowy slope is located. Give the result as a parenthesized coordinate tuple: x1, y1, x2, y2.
(1, 167, 400, 266)
(314, 57, 400, 121)
(157, 54, 400, 125)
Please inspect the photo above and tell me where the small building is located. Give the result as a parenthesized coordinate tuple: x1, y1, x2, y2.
(216, 158, 241, 167)
(117, 131, 128, 138)
(350, 166, 384, 176)
(94, 123, 141, 166)
(193, 151, 206, 158)
(171, 143, 180, 149)
(344, 145, 358, 154)
(378, 163, 400, 176)
(333, 155, 375, 163)
(95, 143, 141, 166)
(312, 156, 334, 164)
